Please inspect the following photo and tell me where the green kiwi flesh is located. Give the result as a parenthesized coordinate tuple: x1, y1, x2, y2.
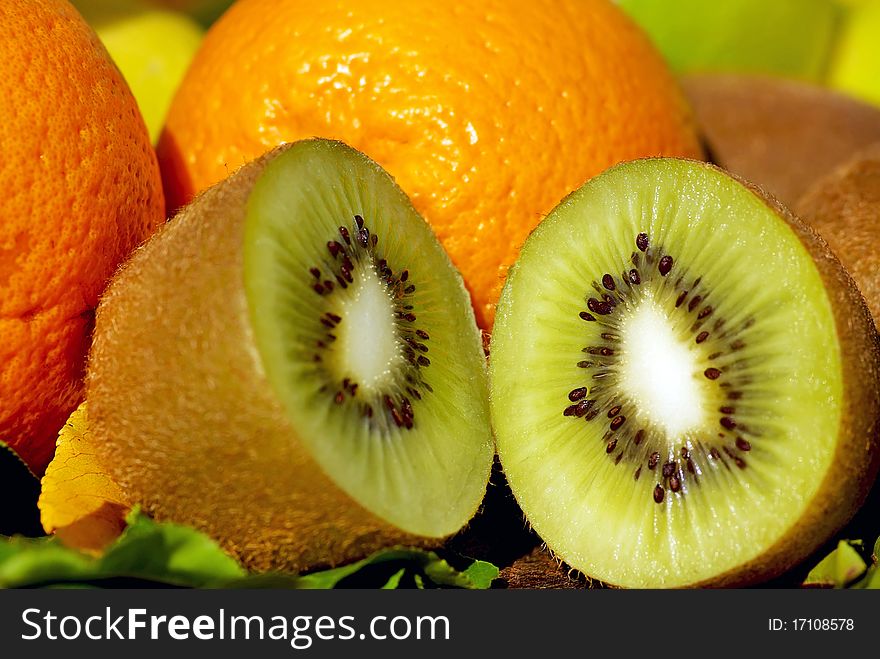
(88, 139, 494, 572)
(490, 158, 880, 588)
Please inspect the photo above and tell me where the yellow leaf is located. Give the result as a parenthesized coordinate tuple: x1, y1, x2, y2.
(38, 403, 129, 553)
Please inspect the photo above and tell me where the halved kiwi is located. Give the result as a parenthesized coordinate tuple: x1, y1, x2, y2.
(87, 139, 494, 572)
(490, 158, 880, 588)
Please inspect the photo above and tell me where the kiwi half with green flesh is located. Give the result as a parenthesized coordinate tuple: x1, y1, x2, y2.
(682, 74, 880, 207)
(87, 139, 494, 572)
(490, 158, 880, 588)
(797, 143, 880, 326)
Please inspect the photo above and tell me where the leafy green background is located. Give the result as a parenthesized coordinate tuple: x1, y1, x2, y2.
(0, 510, 498, 589)
(3, 440, 878, 589)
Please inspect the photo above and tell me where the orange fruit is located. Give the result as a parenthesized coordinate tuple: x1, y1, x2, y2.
(0, 0, 164, 473)
(158, 0, 701, 328)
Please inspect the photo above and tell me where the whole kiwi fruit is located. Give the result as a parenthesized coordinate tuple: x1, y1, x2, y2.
(683, 74, 880, 206)
(797, 142, 880, 326)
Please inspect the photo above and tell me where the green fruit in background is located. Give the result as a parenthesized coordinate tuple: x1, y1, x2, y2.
(72, 0, 204, 142)
(616, 0, 841, 81)
(147, 0, 235, 26)
(828, 0, 880, 106)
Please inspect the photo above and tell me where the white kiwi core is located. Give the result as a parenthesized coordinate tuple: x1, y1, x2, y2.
(618, 294, 706, 438)
(335, 263, 403, 391)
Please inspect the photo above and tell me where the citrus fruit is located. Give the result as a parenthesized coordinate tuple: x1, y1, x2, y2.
(0, 0, 164, 473)
(72, 0, 205, 142)
(157, 0, 702, 328)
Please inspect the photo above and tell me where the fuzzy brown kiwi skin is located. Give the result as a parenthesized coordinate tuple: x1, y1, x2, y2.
(87, 143, 441, 573)
(796, 143, 880, 327)
(682, 75, 880, 208)
(684, 164, 880, 588)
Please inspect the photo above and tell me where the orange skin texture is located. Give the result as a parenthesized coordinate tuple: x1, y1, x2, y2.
(0, 0, 164, 473)
(158, 0, 702, 328)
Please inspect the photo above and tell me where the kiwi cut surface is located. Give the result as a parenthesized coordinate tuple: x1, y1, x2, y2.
(88, 139, 494, 572)
(490, 158, 880, 588)
(797, 143, 880, 326)
(683, 74, 880, 207)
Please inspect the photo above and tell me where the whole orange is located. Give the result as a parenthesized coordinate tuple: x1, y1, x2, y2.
(158, 0, 701, 328)
(0, 0, 164, 473)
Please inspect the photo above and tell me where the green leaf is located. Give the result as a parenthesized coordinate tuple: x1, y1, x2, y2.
(859, 566, 880, 589)
(218, 548, 498, 589)
(98, 509, 245, 587)
(244, 548, 497, 590)
(0, 536, 95, 588)
(804, 540, 867, 588)
(1, 512, 497, 589)
(462, 560, 500, 589)
(0, 510, 243, 588)
(849, 537, 880, 589)
(417, 555, 498, 589)
(381, 568, 406, 589)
